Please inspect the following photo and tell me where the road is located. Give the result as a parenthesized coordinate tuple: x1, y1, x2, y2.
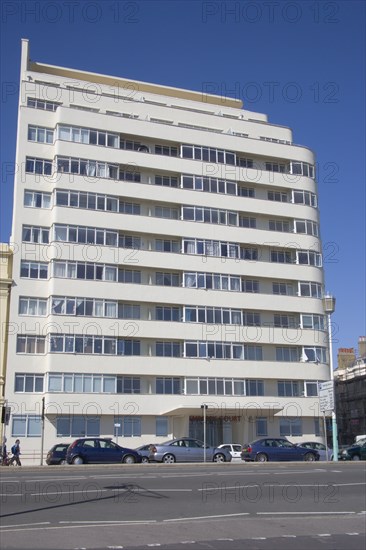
(0, 461, 365, 549)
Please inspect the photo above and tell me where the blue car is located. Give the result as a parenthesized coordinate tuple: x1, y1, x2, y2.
(66, 437, 143, 465)
(241, 438, 320, 462)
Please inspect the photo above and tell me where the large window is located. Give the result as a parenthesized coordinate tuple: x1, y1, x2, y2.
(16, 336, 45, 354)
(56, 156, 118, 179)
(184, 272, 241, 292)
(184, 306, 243, 325)
(156, 306, 180, 322)
(184, 341, 262, 360)
(15, 374, 44, 393)
(54, 224, 119, 247)
(27, 97, 60, 111)
(273, 282, 294, 296)
(156, 417, 169, 436)
(49, 334, 140, 356)
(182, 205, 238, 226)
(20, 261, 48, 279)
(156, 378, 181, 394)
(182, 175, 237, 195)
(12, 415, 42, 437)
(58, 125, 119, 148)
(298, 282, 322, 298)
(19, 297, 47, 316)
(181, 144, 236, 165)
(48, 373, 140, 394)
(292, 190, 317, 207)
(276, 348, 299, 362)
(24, 190, 51, 209)
(156, 342, 181, 357)
(28, 125, 54, 143)
(183, 239, 239, 258)
(256, 418, 268, 436)
(114, 416, 141, 437)
(56, 416, 100, 437)
(25, 157, 53, 175)
(278, 380, 303, 397)
(53, 261, 117, 282)
(156, 272, 180, 286)
(22, 225, 49, 244)
(296, 250, 322, 267)
(279, 418, 303, 437)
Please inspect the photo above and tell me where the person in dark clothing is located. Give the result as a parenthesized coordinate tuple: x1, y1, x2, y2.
(10, 439, 21, 466)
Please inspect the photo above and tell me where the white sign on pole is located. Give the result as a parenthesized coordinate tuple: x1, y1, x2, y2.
(319, 381, 334, 412)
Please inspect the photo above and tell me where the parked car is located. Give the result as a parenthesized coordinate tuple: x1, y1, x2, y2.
(217, 443, 242, 460)
(66, 438, 143, 465)
(241, 438, 320, 462)
(135, 444, 151, 463)
(46, 443, 70, 465)
(297, 441, 333, 461)
(148, 438, 232, 463)
(339, 439, 366, 461)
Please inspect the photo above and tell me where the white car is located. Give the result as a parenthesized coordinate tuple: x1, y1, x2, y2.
(217, 443, 242, 460)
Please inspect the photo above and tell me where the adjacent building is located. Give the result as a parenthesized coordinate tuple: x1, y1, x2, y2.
(0, 243, 13, 446)
(335, 337, 366, 445)
(5, 39, 331, 462)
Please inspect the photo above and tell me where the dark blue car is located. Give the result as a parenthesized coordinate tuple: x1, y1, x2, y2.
(66, 437, 142, 465)
(241, 438, 320, 462)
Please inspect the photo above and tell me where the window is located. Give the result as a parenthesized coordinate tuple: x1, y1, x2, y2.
(274, 314, 296, 328)
(49, 334, 140, 356)
(294, 220, 319, 236)
(25, 157, 53, 175)
(122, 416, 141, 437)
(246, 380, 264, 396)
(296, 250, 322, 267)
(305, 381, 319, 397)
(24, 190, 51, 208)
(15, 374, 44, 393)
(273, 282, 294, 296)
(256, 417, 268, 436)
(182, 175, 237, 195)
(278, 381, 303, 397)
(53, 261, 117, 282)
(27, 97, 60, 111)
(301, 314, 325, 330)
(268, 190, 288, 202)
(156, 378, 181, 394)
(184, 272, 241, 292)
(243, 312, 261, 326)
(155, 144, 178, 156)
(182, 144, 236, 165)
(20, 261, 48, 279)
(28, 125, 54, 144)
(156, 417, 168, 436)
(238, 186, 255, 197)
(119, 169, 141, 182)
(155, 206, 179, 219)
(118, 269, 141, 284)
(242, 279, 259, 293)
(182, 206, 238, 226)
(156, 239, 180, 253)
(156, 306, 180, 322)
(19, 297, 47, 316)
(302, 347, 327, 363)
(237, 156, 254, 168)
(241, 247, 258, 261)
(22, 225, 49, 244)
(265, 162, 286, 173)
(155, 175, 178, 187)
(271, 250, 293, 263)
(156, 272, 180, 286)
(156, 342, 181, 357)
(58, 125, 119, 148)
(16, 336, 45, 354)
(298, 282, 322, 298)
(292, 190, 317, 207)
(48, 373, 140, 394)
(118, 304, 140, 319)
(239, 217, 256, 228)
(289, 161, 315, 179)
(276, 348, 299, 362)
(56, 416, 100, 437)
(12, 415, 42, 437)
(269, 220, 290, 232)
(280, 418, 302, 437)
(56, 156, 118, 179)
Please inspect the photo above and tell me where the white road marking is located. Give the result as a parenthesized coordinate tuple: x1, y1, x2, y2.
(257, 511, 356, 515)
(164, 513, 250, 522)
(318, 534, 331, 537)
(0, 522, 50, 529)
(346, 533, 360, 535)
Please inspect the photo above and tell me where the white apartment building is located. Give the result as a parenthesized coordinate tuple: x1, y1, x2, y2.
(5, 39, 330, 463)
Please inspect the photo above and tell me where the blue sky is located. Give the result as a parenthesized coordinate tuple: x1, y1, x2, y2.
(0, 0, 365, 352)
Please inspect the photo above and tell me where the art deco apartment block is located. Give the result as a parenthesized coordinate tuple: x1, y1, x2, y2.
(5, 39, 330, 461)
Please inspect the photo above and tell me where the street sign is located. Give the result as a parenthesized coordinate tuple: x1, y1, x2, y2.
(319, 381, 334, 412)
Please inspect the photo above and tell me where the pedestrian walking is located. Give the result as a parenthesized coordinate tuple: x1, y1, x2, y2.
(10, 439, 21, 466)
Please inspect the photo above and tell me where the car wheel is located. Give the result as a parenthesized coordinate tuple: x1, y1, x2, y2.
(213, 453, 225, 462)
(72, 456, 84, 465)
(123, 455, 136, 464)
(59, 459, 66, 465)
(141, 456, 149, 463)
(352, 455, 360, 461)
(255, 453, 268, 462)
(162, 453, 176, 464)
(304, 452, 316, 462)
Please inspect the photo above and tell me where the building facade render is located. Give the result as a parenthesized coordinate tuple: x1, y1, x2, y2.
(5, 39, 331, 462)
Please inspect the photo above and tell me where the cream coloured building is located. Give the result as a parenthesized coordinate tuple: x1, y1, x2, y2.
(5, 39, 331, 463)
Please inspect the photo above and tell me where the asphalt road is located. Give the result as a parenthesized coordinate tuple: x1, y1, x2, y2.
(0, 461, 365, 549)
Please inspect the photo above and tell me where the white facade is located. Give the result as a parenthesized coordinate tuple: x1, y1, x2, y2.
(5, 39, 330, 463)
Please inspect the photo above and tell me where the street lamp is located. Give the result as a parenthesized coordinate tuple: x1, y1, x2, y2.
(201, 405, 208, 462)
(323, 293, 339, 461)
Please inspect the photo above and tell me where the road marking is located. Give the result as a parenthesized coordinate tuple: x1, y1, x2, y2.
(198, 482, 366, 491)
(346, 533, 360, 535)
(59, 520, 157, 525)
(257, 511, 356, 515)
(0, 522, 50, 529)
(164, 513, 250, 522)
(318, 534, 331, 537)
(282, 535, 297, 538)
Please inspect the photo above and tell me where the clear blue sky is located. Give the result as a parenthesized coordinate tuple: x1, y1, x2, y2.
(1, 0, 365, 353)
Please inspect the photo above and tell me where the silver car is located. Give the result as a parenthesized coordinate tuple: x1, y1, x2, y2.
(149, 438, 232, 463)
